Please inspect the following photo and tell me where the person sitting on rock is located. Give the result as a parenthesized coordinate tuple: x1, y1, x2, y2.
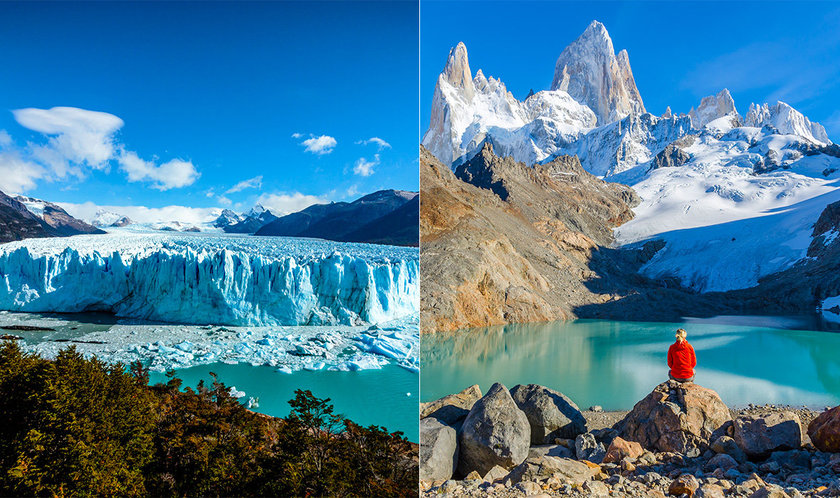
(667, 328, 696, 382)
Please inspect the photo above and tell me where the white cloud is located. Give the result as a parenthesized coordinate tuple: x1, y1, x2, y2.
(118, 150, 199, 190)
(14, 107, 124, 177)
(345, 184, 359, 199)
(356, 137, 391, 150)
(353, 154, 379, 177)
(0, 106, 201, 194)
(300, 135, 337, 155)
(0, 130, 12, 147)
(59, 201, 221, 225)
(256, 192, 329, 216)
(225, 175, 263, 194)
(0, 148, 46, 195)
(291, 132, 302, 139)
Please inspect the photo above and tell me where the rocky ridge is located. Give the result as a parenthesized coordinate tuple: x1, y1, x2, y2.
(420, 145, 638, 332)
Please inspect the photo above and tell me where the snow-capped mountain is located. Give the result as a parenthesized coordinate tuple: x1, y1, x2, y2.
(551, 20, 645, 125)
(423, 20, 840, 301)
(213, 209, 243, 229)
(15, 196, 104, 236)
(91, 209, 133, 228)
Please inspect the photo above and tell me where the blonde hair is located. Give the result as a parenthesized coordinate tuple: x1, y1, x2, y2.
(675, 328, 687, 341)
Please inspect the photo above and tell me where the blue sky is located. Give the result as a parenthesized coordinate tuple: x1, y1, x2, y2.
(422, 1, 840, 141)
(0, 1, 418, 222)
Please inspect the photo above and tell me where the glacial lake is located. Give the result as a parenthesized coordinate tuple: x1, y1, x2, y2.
(420, 318, 840, 411)
(150, 363, 419, 441)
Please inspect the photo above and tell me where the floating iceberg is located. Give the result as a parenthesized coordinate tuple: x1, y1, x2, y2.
(0, 232, 418, 326)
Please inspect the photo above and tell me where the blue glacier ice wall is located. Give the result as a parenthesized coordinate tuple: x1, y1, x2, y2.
(0, 244, 419, 326)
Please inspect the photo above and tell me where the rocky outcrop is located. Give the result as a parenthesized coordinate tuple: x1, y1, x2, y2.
(458, 383, 531, 476)
(732, 412, 803, 459)
(551, 20, 645, 125)
(650, 135, 695, 170)
(421, 383, 835, 497)
(420, 417, 458, 481)
(745, 101, 830, 145)
(688, 89, 739, 129)
(420, 384, 482, 426)
(420, 144, 639, 333)
(618, 381, 731, 454)
(14, 196, 105, 236)
(807, 405, 840, 452)
(510, 384, 587, 444)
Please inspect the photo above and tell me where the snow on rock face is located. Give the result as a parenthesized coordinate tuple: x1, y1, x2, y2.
(745, 101, 831, 145)
(551, 20, 645, 125)
(0, 232, 418, 326)
(689, 89, 739, 129)
(422, 41, 596, 167)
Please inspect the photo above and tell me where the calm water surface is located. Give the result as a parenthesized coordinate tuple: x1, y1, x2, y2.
(420, 318, 840, 410)
(151, 363, 419, 441)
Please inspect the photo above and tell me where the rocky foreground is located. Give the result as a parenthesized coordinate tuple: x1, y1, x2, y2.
(420, 382, 840, 497)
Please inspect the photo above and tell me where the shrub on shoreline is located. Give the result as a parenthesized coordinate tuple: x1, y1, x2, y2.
(0, 341, 417, 497)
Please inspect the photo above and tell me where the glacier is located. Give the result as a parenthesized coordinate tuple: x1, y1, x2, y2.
(0, 231, 419, 326)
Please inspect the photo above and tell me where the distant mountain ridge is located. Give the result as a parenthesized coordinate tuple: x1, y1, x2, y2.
(0, 192, 104, 243)
(255, 189, 418, 246)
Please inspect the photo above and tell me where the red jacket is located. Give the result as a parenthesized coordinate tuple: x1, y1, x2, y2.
(668, 340, 696, 379)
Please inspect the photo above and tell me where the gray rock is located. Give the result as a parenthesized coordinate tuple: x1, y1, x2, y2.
(696, 483, 726, 498)
(528, 444, 574, 459)
(733, 412, 803, 458)
(457, 382, 531, 476)
(419, 417, 458, 481)
(575, 432, 606, 463)
(711, 435, 747, 463)
(506, 455, 598, 486)
(420, 384, 482, 426)
(582, 479, 610, 497)
(482, 465, 508, 483)
(510, 383, 588, 443)
(705, 453, 738, 471)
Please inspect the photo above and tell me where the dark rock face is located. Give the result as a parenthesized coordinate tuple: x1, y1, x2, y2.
(15, 195, 104, 237)
(224, 209, 278, 234)
(618, 381, 731, 454)
(732, 412, 803, 458)
(255, 189, 418, 246)
(650, 136, 695, 170)
(510, 384, 587, 444)
(807, 405, 840, 452)
(457, 383, 530, 476)
(420, 384, 482, 427)
(420, 417, 458, 481)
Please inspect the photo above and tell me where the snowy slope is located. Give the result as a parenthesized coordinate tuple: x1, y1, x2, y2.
(0, 232, 418, 326)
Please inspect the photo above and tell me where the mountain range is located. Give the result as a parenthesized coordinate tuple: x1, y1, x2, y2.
(0, 192, 103, 243)
(255, 189, 419, 246)
(421, 19, 840, 329)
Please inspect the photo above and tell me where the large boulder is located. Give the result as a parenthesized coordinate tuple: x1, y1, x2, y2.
(506, 455, 599, 486)
(510, 384, 587, 444)
(602, 436, 643, 464)
(618, 381, 731, 454)
(575, 432, 606, 462)
(807, 405, 840, 452)
(420, 417, 458, 481)
(420, 384, 482, 426)
(733, 411, 803, 458)
(457, 383, 531, 476)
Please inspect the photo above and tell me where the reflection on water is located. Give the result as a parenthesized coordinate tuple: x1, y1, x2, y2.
(420, 319, 840, 410)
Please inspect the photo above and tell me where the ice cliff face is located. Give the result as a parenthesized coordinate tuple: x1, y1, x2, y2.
(551, 20, 645, 125)
(0, 233, 418, 326)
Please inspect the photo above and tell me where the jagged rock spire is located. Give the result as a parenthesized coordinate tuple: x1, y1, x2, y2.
(551, 20, 645, 125)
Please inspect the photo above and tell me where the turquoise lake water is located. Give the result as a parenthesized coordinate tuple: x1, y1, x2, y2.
(420, 318, 840, 411)
(150, 363, 419, 441)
